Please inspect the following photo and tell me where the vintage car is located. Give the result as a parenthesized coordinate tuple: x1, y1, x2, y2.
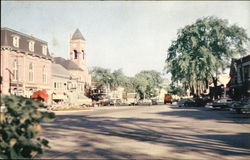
(177, 98, 196, 107)
(231, 98, 250, 114)
(205, 98, 234, 110)
(164, 94, 173, 104)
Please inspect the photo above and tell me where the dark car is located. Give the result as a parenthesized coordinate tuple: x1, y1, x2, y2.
(206, 98, 234, 110)
(177, 99, 195, 107)
(231, 98, 250, 113)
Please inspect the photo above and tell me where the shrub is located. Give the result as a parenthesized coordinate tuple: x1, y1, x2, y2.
(0, 95, 55, 159)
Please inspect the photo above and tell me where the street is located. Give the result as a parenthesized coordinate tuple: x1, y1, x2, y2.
(40, 105, 250, 159)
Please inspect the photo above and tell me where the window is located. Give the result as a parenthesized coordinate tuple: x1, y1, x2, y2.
(13, 59, 18, 81)
(28, 62, 34, 82)
(54, 82, 57, 88)
(13, 36, 20, 47)
(29, 41, 35, 52)
(42, 45, 47, 55)
(42, 65, 47, 84)
(74, 50, 77, 59)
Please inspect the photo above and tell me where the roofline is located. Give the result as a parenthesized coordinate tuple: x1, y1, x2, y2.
(1, 27, 48, 44)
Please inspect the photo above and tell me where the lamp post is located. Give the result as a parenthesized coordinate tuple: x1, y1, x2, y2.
(6, 68, 14, 94)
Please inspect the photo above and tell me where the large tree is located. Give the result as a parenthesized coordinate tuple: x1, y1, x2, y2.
(133, 70, 164, 99)
(165, 16, 249, 95)
(91, 67, 130, 92)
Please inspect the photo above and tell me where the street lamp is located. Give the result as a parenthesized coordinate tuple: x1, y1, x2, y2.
(6, 68, 14, 94)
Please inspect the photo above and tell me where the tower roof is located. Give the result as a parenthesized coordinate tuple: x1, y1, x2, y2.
(71, 28, 85, 40)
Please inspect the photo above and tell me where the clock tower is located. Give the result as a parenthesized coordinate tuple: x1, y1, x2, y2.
(69, 28, 86, 70)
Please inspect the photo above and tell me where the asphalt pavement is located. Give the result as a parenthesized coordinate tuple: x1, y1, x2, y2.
(40, 104, 250, 159)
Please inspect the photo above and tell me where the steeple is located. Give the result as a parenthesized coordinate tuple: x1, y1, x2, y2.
(71, 28, 85, 40)
(69, 28, 86, 70)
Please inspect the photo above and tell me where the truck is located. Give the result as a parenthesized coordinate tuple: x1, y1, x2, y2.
(164, 94, 173, 104)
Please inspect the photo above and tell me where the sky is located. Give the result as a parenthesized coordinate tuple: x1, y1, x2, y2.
(2, 1, 250, 77)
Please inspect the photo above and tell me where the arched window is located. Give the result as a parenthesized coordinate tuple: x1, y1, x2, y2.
(28, 62, 34, 82)
(13, 59, 18, 81)
(42, 65, 47, 84)
(74, 50, 77, 59)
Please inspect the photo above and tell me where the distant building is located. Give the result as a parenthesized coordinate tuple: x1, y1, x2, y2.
(1, 27, 53, 100)
(52, 29, 92, 105)
(228, 54, 250, 100)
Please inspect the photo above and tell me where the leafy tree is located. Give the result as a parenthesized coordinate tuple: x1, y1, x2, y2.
(133, 70, 164, 99)
(165, 16, 249, 95)
(168, 85, 186, 97)
(90, 67, 113, 91)
(0, 96, 55, 159)
(91, 67, 131, 93)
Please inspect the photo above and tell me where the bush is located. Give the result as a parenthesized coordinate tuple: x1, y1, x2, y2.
(0, 96, 55, 159)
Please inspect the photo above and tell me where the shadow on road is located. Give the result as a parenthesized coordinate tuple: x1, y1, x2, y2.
(40, 109, 250, 159)
(159, 106, 250, 124)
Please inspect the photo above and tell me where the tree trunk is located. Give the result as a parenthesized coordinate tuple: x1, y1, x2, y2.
(212, 76, 218, 99)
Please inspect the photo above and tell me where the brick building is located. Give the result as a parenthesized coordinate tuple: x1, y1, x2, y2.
(1, 27, 52, 100)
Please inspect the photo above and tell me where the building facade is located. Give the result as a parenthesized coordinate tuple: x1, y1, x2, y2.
(1, 27, 52, 100)
(52, 29, 92, 105)
(1, 28, 92, 105)
(228, 54, 250, 100)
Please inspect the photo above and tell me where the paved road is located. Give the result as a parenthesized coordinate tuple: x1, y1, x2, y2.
(40, 105, 250, 159)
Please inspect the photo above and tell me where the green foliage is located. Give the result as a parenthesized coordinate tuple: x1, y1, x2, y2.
(133, 70, 164, 99)
(168, 85, 186, 97)
(91, 67, 134, 92)
(91, 67, 164, 99)
(0, 96, 55, 159)
(165, 16, 249, 94)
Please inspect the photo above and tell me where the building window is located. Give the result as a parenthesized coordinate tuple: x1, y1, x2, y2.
(54, 82, 57, 88)
(42, 45, 47, 55)
(42, 65, 47, 84)
(29, 41, 35, 52)
(13, 59, 18, 81)
(28, 62, 34, 82)
(13, 36, 20, 48)
(74, 50, 77, 59)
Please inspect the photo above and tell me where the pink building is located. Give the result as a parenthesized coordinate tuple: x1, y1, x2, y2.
(1, 28, 53, 100)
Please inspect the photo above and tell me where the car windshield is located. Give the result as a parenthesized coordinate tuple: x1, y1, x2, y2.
(178, 99, 187, 103)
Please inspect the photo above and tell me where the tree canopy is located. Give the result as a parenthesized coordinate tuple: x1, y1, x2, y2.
(91, 67, 164, 99)
(165, 16, 249, 95)
(133, 70, 164, 99)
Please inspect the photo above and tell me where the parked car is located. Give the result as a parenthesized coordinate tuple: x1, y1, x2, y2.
(151, 98, 158, 105)
(164, 94, 173, 104)
(231, 98, 250, 113)
(206, 98, 234, 110)
(100, 99, 114, 106)
(177, 98, 195, 107)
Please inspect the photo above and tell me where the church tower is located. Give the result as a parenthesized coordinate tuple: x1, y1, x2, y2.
(69, 28, 86, 70)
